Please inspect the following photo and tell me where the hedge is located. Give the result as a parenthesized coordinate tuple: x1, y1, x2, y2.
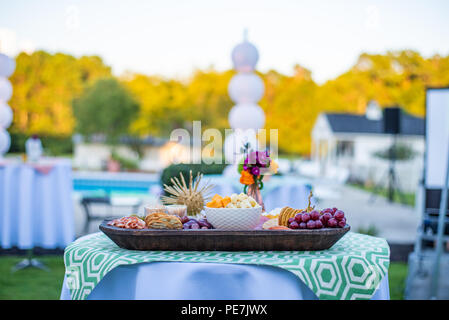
(160, 163, 226, 193)
(8, 132, 73, 156)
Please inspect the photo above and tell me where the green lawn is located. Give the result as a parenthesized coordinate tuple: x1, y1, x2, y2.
(349, 183, 415, 207)
(388, 262, 408, 300)
(0, 256, 66, 300)
(0, 255, 408, 300)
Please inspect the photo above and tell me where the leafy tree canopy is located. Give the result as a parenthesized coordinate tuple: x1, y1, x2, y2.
(72, 78, 139, 144)
(8, 49, 449, 155)
(9, 51, 111, 136)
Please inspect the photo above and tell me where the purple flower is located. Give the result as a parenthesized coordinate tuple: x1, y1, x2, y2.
(247, 151, 258, 165)
(258, 152, 270, 167)
(251, 166, 260, 176)
(243, 164, 248, 171)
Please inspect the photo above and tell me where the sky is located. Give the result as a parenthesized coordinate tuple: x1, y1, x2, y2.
(1, 0, 449, 84)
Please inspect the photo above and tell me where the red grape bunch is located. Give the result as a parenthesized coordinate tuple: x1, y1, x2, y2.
(320, 208, 347, 228)
(181, 216, 214, 229)
(287, 208, 347, 229)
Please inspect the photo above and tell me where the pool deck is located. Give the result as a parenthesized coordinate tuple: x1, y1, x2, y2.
(316, 185, 419, 244)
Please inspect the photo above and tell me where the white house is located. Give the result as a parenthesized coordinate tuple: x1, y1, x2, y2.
(310, 103, 425, 192)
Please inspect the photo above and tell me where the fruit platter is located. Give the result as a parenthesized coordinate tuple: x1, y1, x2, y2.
(100, 187, 350, 251)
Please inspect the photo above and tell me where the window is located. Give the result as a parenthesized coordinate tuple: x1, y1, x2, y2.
(336, 141, 354, 158)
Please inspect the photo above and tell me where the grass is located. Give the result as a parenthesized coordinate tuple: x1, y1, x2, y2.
(0, 255, 409, 300)
(0, 256, 65, 300)
(349, 183, 415, 207)
(388, 262, 408, 300)
(356, 225, 380, 237)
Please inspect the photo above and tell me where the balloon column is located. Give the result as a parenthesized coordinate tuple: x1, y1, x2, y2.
(224, 33, 265, 164)
(0, 53, 15, 158)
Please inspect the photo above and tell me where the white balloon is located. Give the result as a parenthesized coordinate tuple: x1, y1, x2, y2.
(231, 41, 259, 72)
(0, 77, 13, 102)
(228, 73, 264, 104)
(0, 54, 15, 77)
(228, 104, 265, 130)
(0, 128, 11, 155)
(0, 102, 13, 128)
(224, 129, 258, 164)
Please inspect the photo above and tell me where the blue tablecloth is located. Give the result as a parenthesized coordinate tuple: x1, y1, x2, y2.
(60, 262, 389, 300)
(0, 159, 75, 249)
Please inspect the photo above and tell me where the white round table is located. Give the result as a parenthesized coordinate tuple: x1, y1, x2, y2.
(0, 158, 75, 249)
(60, 262, 390, 300)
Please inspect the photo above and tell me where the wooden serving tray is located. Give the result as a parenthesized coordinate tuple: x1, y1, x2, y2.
(100, 220, 350, 251)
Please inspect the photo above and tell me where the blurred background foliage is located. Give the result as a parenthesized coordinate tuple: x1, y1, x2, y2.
(9, 51, 111, 136)
(7, 50, 449, 156)
(72, 78, 139, 144)
(373, 143, 417, 161)
(160, 163, 227, 194)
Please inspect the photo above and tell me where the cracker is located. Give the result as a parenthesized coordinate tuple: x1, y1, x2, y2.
(278, 207, 290, 226)
(279, 207, 304, 226)
(145, 213, 183, 229)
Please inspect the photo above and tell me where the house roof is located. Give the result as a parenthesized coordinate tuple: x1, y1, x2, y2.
(324, 112, 425, 136)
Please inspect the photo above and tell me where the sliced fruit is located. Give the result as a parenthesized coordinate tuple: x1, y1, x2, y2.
(268, 226, 291, 230)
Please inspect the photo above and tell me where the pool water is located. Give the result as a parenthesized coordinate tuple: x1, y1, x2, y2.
(73, 178, 160, 196)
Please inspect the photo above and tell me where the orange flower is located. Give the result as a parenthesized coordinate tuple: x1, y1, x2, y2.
(239, 170, 255, 185)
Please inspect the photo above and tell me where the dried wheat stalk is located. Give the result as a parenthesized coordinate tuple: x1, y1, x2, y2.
(161, 170, 215, 215)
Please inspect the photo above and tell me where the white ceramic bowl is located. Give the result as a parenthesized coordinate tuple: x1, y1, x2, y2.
(205, 206, 262, 230)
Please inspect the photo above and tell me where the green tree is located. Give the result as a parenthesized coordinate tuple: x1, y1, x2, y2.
(9, 49, 449, 157)
(260, 65, 319, 155)
(72, 78, 139, 143)
(320, 50, 449, 117)
(124, 74, 192, 137)
(186, 68, 234, 131)
(124, 68, 234, 138)
(373, 143, 417, 161)
(9, 51, 111, 136)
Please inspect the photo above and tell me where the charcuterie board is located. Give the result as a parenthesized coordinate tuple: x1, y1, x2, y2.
(99, 219, 350, 251)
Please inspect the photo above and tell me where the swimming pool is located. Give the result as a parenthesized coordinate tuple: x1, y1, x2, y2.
(72, 171, 160, 196)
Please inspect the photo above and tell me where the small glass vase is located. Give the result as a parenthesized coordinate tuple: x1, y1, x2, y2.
(247, 183, 266, 212)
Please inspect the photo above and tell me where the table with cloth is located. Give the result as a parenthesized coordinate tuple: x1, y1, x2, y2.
(0, 158, 75, 249)
(60, 232, 390, 300)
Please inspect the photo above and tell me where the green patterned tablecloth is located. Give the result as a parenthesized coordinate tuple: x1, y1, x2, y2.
(64, 232, 390, 300)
